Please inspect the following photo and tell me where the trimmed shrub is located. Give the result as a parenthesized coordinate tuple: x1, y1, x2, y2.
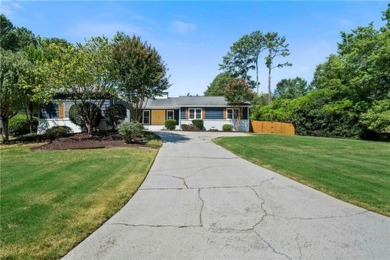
(165, 119, 177, 130)
(9, 114, 38, 136)
(15, 133, 46, 142)
(105, 104, 127, 129)
(69, 102, 102, 128)
(118, 122, 144, 143)
(222, 124, 233, 132)
(45, 126, 73, 140)
(192, 119, 204, 130)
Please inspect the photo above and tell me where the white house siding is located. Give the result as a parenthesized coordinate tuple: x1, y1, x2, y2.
(38, 99, 112, 134)
(37, 119, 112, 134)
(180, 119, 250, 132)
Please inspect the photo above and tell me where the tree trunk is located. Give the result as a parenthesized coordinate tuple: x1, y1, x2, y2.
(26, 103, 34, 134)
(1, 118, 9, 143)
(268, 67, 272, 104)
(255, 59, 259, 96)
(87, 121, 93, 136)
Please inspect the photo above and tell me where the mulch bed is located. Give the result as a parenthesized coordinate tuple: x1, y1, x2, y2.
(31, 132, 142, 151)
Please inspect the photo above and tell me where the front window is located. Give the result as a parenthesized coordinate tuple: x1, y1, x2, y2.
(143, 110, 150, 124)
(167, 110, 174, 120)
(189, 108, 202, 119)
(227, 108, 239, 119)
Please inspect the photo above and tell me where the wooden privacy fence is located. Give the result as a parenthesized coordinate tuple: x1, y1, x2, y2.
(251, 121, 295, 136)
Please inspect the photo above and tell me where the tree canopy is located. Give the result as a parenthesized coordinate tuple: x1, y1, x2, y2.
(218, 30, 291, 102)
(274, 77, 309, 99)
(204, 72, 234, 96)
(110, 33, 170, 122)
(252, 4, 390, 139)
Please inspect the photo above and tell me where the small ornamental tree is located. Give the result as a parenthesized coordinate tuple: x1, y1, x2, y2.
(47, 37, 115, 136)
(69, 103, 102, 131)
(105, 104, 127, 130)
(224, 78, 254, 131)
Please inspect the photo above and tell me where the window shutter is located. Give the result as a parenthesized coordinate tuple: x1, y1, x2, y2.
(59, 103, 65, 119)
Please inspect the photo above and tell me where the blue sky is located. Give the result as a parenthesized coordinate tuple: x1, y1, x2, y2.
(1, 1, 388, 96)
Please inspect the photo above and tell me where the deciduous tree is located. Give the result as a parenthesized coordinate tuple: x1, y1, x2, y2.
(204, 72, 233, 96)
(110, 33, 170, 122)
(0, 50, 29, 142)
(48, 37, 115, 135)
(224, 78, 254, 131)
(274, 77, 309, 99)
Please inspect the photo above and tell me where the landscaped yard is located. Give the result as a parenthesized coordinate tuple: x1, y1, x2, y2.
(0, 144, 158, 259)
(214, 134, 390, 216)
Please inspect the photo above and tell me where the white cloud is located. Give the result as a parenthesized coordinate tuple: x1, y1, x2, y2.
(1, 1, 23, 17)
(170, 21, 196, 34)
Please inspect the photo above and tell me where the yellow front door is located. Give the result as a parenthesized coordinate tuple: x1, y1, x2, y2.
(151, 110, 165, 125)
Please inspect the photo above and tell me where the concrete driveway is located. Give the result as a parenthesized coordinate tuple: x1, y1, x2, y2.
(64, 131, 390, 259)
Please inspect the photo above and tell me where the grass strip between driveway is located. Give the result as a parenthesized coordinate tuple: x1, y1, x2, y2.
(1, 144, 158, 259)
(214, 134, 390, 216)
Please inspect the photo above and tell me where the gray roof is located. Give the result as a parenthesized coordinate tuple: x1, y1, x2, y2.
(145, 96, 250, 109)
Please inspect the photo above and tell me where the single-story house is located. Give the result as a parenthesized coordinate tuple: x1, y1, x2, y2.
(37, 93, 250, 134)
(141, 94, 250, 131)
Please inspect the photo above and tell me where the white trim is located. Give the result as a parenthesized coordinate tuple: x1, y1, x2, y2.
(188, 108, 202, 119)
(226, 108, 239, 120)
(143, 110, 151, 125)
(167, 110, 174, 120)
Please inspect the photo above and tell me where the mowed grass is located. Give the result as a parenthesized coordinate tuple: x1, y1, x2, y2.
(0, 145, 158, 259)
(214, 134, 390, 216)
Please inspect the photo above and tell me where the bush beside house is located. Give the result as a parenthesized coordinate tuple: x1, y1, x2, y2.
(192, 119, 204, 130)
(222, 124, 233, 132)
(118, 122, 144, 143)
(9, 115, 38, 136)
(164, 119, 177, 130)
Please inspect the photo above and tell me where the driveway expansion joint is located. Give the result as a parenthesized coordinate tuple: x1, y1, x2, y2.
(107, 223, 202, 229)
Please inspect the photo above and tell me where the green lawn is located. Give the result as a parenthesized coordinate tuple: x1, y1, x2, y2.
(214, 134, 390, 216)
(0, 144, 158, 259)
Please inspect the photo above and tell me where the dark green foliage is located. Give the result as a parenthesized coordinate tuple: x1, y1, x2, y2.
(118, 122, 144, 143)
(274, 77, 309, 99)
(360, 99, 390, 132)
(8, 114, 38, 136)
(105, 104, 127, 129)
(45, 126, 73, 140)
(164, 119, 177, 130)
(251, 6, 390, 139)
(0, 14, 37, 52)
(69, 103, 102, 130)
(15, 133, 46, 142)
(222, 124, 233, 132)
(204, 72, 234, 96)
(192, 119, 204, 130)
(110, 33, 170, 122)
